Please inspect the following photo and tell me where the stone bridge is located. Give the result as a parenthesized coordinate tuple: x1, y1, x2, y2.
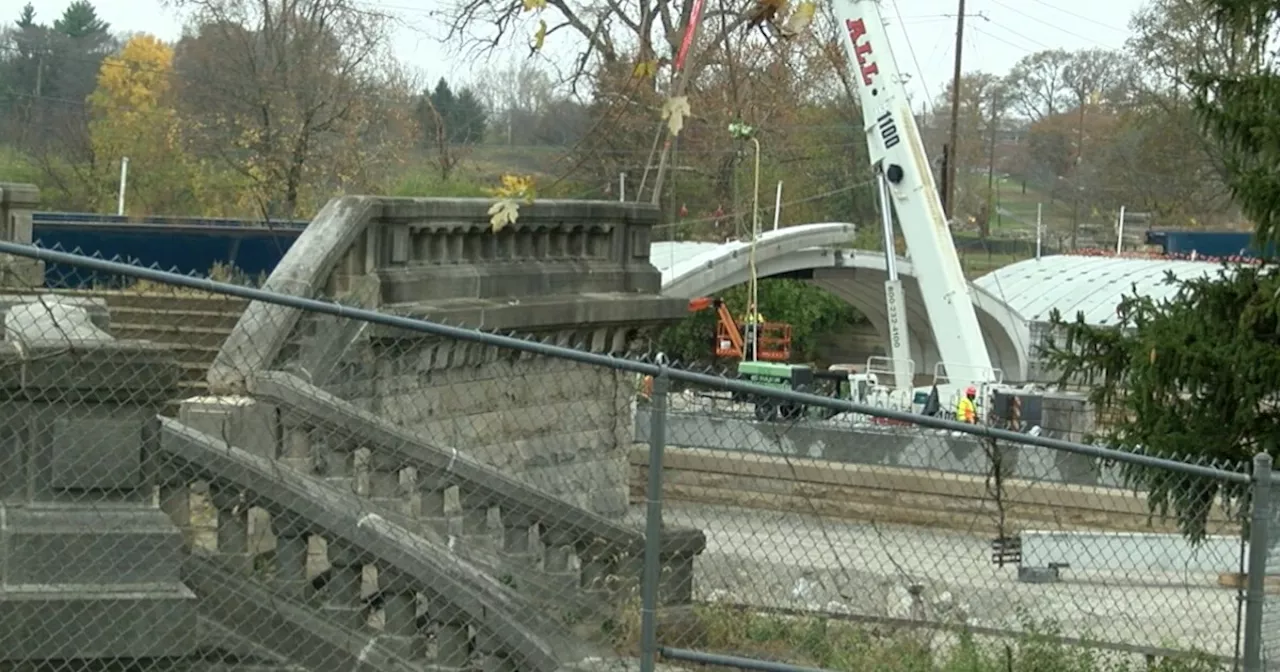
(0, 184, 705, 672)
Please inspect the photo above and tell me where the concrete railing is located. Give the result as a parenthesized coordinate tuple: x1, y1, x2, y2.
(210, 197, 686, 394)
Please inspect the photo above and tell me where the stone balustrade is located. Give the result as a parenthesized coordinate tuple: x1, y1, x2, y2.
(178, 370, 704, 620)
(211, 196, 685, 394)
(157, 417, 588, 672)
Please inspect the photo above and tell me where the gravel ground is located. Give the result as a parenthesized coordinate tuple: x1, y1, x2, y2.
(629, 502, 1242, 659)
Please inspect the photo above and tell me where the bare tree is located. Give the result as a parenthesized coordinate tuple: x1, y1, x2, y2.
(1005, 49, 1072, 122)
(444, 0, 769, 205)
(167, 0, 403, 218)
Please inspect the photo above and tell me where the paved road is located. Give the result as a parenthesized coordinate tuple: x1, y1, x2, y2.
(630, 502, 1241, 660)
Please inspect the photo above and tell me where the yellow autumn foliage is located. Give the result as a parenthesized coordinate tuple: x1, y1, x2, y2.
(86, 34, 209, 214)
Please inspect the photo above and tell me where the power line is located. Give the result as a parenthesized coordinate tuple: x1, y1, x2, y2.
(1024, 0, 1129, 34)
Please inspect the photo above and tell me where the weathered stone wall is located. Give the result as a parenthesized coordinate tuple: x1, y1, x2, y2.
(332, 344, 637, 516)
(219, 197, 685, 519)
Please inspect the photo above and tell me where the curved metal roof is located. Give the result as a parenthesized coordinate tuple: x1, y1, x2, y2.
(972, 255, 1225, 326)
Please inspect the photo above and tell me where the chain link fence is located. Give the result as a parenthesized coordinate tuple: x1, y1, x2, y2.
(0, 240, 1275, 672)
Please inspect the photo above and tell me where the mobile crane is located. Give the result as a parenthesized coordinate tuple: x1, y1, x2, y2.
(833, 0, 1003, 416)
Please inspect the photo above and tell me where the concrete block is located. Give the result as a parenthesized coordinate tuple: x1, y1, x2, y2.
(0, 504, 183, 585)
(0, 294, 109, 333)
(49, 414, 145, 490)
(180, 396, 280, 459)
(4, 299, 111, 344)
(0, 182, 38, 244)
(0, 584, 198, 660)
(0, 256, 44, 288)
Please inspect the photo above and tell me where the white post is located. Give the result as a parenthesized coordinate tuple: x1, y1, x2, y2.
(117, 156, 129, 216)
(772, 181, 783, 231)
(619, 173, 626, 202)
(1035, 202, 1043, 260)
(1115, 205, 1126, 255)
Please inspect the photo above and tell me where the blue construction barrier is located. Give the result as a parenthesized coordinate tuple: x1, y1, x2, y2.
(1144, 230, 1275, 259)
(31, 212, 307, 288)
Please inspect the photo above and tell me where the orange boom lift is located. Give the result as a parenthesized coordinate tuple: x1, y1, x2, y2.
(687, 296, 792, 361)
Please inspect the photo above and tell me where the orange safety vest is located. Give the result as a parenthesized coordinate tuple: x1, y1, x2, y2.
(956, 397, 977, 423)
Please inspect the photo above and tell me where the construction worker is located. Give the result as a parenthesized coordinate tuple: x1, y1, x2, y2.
(741, 307, 765, 354)
(956, 385, 978, 424)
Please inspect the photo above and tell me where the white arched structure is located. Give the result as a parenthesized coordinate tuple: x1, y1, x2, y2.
(653, 225, 1026, 380)
(653, 224, 1227, 383)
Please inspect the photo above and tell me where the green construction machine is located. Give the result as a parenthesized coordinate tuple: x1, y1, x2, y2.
(734, 360, 850, 422)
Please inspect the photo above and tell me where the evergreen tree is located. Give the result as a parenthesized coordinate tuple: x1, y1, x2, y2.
(1042, 0, 1280, 542)
(53, 0, 109, 40)
(452, 87, 487, 143)
(416, 78, 487, 146)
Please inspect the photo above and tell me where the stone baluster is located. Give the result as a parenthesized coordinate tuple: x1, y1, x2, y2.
(577, 539, 616, 596)
(424, 589, 471, 670)
(500, 513, 537, 568)
(157, 474, 196, 549)
(368, 453, 415, 517)
(320, 540, 368, 629)
(375, 569, 422, 660)
(316, 432, 357, 494)
(352, 447, 372, 497)
(658, 549, 697, 606)
(278, 415, 315, 474)
(539, 526, 580, 591)
(418, 475, 462, 538)
(458, 489, 497, 550)
(271, 513, 313, 601)
(209, 484, 253, 574)
(474, 630, 516, 672)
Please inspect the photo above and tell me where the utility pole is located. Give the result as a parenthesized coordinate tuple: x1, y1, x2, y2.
(985, 86, 999, 238)
(945, 0, 967, 222)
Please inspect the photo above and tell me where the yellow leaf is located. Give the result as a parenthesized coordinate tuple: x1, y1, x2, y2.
(533, 19, 547, 51)
(661, 96, 691, 136)
(779, 0, 816, 37)
(633, 60, 658, 79)
(521, 0, 546, 10)
(489, 199, 521, 232)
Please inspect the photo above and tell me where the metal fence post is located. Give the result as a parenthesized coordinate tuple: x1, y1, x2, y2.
(639, 359, 671, 672)
(1244, 452, 1273, 672)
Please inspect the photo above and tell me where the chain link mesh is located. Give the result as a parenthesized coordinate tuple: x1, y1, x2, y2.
(0, 243, 1263, 672)
(643, 374, 1249, 671)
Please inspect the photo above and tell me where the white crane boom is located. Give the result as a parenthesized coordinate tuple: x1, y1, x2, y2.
(831, 0, 998, 390)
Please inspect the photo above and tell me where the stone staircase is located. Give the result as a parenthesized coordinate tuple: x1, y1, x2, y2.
(0, 287, 246, 396)
(0, 295, 706, 672)
(169, 369, 705, 670)
(1, 190, 704, 672)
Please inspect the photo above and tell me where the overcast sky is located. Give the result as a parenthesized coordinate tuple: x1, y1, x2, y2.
(49, 0, 1142, 106)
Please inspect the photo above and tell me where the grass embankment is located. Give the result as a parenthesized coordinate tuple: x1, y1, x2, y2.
(606, 604, 1223, 672)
